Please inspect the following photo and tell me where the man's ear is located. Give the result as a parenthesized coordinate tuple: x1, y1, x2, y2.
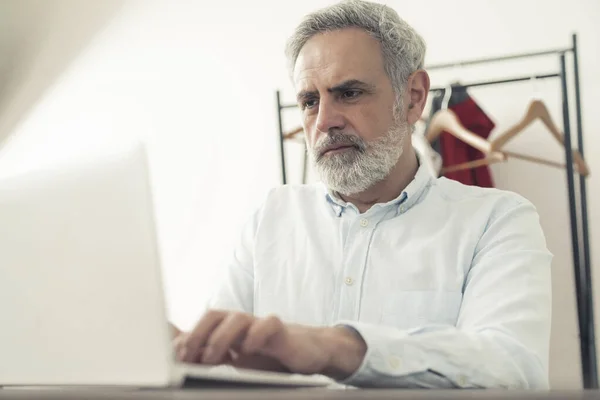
(405, 70, 430, 126)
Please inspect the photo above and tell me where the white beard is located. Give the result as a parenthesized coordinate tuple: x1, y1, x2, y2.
(308, 112, 409, 196)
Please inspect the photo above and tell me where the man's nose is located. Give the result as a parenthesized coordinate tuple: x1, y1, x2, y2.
(315, 98, 345, 133)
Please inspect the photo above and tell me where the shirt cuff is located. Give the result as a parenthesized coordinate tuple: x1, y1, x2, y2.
(334, 321, 429, 386)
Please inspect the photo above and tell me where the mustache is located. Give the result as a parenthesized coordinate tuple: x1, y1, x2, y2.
(313, 132, 366, 160)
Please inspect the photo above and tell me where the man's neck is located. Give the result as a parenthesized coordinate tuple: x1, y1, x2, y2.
(338, 148, 419, 214)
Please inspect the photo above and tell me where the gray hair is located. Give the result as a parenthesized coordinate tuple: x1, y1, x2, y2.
(285, 0, 426, 97)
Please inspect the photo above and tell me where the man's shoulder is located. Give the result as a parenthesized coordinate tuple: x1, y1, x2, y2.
(430, 178, 544, 250)
(263, 182, 327, 204)
(246, 183, 327, 226)
(431, 176, 533, 213)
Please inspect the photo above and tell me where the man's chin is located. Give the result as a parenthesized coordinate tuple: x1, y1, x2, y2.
(317, 151, 359, 166)
(319, 174, 366, 197)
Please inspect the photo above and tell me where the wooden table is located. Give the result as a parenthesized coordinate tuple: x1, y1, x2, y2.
(0, 388, 598, 400)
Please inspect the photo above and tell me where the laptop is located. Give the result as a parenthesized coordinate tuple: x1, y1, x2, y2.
(0, 142, 331, 388)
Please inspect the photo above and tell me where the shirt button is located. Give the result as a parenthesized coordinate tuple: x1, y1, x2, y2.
(388, 356, 401, 370)
(400, 205, 406, 212)
(344, 277, 354, 286)
(359, 218, 369, 227)
(457, 375, 467, 386)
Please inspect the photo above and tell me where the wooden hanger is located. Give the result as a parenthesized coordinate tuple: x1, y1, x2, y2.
(490, 99, 589, 176)
(441, 151, 506, 174)
(426, 109, 492, 154)
(282, 126, 305, 142)
(424, 94, 501, 174)
(425, 108, 507, 175)
(503, 150, 569, 170)
(442, 150, 574, 174)
(427, 100, 589, 176)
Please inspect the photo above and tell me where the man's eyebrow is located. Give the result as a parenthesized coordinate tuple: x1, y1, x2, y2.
(296, 89, 318, 103)
(328, 79, 375, 94)
(296, 80, 376, 103)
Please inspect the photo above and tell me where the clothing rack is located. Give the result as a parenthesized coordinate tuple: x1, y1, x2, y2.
(275, 33, 596, 388)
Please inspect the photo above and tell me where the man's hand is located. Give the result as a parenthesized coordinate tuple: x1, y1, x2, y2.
(174, 310, 367, 380)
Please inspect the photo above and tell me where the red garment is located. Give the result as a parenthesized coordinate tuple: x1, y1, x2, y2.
(439, 97, 496, 187)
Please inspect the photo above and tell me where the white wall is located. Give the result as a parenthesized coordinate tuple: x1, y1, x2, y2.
(0, 0, 124, 147)
(0, 0, 598, 389)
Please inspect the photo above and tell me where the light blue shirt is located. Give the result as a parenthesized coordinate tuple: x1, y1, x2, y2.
(209, 160, 552, 389)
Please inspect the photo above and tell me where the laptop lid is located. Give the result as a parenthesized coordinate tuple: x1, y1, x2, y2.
(0, 143, 176, 387)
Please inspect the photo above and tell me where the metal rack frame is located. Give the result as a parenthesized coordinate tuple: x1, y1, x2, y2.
(275, 33, 596, 388)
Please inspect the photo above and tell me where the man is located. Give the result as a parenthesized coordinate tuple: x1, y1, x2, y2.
(173, 0, 552, 389)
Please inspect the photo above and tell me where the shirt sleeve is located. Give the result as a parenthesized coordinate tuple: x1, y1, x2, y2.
(206, 205, 262, 313)
(338, 199, 553, 389)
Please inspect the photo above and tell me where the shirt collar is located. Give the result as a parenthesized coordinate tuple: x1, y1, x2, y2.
(323, 153, 433, 217)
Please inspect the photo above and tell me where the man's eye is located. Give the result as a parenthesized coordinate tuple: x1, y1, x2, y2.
(342, 90, 361, 99)
(303, 99, 318, 109)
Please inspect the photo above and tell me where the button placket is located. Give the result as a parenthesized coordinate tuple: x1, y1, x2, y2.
(337, 210, 387, 321)
(336, 216, 373, 321)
